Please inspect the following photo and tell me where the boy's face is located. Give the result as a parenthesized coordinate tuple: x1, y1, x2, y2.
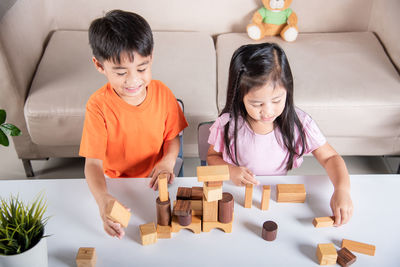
(93, 51, 152, 105)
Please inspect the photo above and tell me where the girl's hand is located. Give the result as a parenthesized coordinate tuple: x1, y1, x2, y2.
(230, 166, 259, 186)
(149, 159, 175, 190)
(330, 189, 353, 226)
(97, 193, 129, 239)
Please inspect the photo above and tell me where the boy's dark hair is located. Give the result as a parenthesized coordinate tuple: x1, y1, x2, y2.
(221, 43, 307, 171)
(88, 9, 154, 63)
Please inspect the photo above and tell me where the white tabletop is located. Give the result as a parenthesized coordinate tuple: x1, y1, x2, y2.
(1, 175, 400, 266)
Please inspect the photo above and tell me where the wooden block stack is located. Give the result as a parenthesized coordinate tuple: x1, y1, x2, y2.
(155, 173, 171, 240)
(316, 243, 338, 265)
(276, 184, 306, 203)
(76, 247, 96, 267)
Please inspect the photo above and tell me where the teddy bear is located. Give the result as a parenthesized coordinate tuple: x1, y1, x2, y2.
(247, 0, 298, 42)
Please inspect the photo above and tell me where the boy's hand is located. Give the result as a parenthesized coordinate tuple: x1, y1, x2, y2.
(97, 193, 129, 239)
(230, 166, 259, 186)
(330, 189, 353, 226)
(149, 159, 175, 190)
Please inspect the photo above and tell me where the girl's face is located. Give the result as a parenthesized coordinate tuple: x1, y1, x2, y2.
(243, 83, 287, 132)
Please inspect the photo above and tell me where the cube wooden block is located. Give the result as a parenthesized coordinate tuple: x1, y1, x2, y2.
(342, 239, 375, 256)
(139, 222, 157, 245)
(202, 197, 218, 222)
(203, 183, 222, 202)
(177, 187, 192, 200)
(171, 214, 202, 234)
(105, 200, 131, 228)
(276, 184, 306, 203)
(156, 224, 172, 239)
(316, 243, 338, 265)
(202, 213, 233, 233)
(337, 247, 357, 267)
(158, 173, 169, 202)
(244, 184, 253, 208)
(197, 165, 229, 182)
(191, 186, 203, 200)
(313, 216, 335, 228)
(76, 247, 96, 267)
(260, 185, 271, 210)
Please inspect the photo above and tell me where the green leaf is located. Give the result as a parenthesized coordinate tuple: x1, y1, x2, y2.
(0, 129, 9, 146)
(0, 124, 21, 136)
(0, 110, 5, 125)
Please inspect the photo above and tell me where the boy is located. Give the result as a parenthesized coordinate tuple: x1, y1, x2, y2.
(79, 10, 188, 239)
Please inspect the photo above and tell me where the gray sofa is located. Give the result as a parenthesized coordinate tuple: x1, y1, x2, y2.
(0, 0, 399, 176)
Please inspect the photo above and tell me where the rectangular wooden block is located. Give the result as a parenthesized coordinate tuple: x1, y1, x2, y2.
(316, 243, 337, 265)
(191, 186, 203, 200)
(313, 216, 335, 228)
(105, 200, 131, 228)
(139, 222, 157, 245)
(76, 247, 96, 267)
(202, 215, 233, 233)
(158, 173, 169, 202)
(173, 199, 191, 216)
(261, 185, 271, 210)
(244, 184, 253, 208)
(342, 239, 375, 256)
(177, 187, 192, 200)
(337, 247, 357, 267)
(197, 165, 229, 182)
(156, 224, 172, 239)
(202, 196, 218, 222)
(203, 183, 222, 202)
(276, 184, 306, 203)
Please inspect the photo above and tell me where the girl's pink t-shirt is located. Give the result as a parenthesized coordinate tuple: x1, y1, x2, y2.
(208, 108, 326, 175)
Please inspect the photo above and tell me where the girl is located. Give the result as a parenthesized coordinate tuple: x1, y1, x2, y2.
(207, 43, 353, 226)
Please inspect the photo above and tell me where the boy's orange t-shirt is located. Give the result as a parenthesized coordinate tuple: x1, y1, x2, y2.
(79, 80, 188, 178)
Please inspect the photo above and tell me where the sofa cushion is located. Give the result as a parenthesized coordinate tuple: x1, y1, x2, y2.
(25, 30, 217, 156)
(216, 32, 400, 154)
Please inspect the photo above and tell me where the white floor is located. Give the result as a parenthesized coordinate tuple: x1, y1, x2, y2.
(0, 139, 398, 179)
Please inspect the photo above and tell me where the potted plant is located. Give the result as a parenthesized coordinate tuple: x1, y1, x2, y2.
(0, 109, 21, 147)
(0, 193, 49, 267)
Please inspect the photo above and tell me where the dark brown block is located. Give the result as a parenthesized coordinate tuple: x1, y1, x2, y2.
(337, 247, 357, 267)
(177, 187, 192, 200)
(191, 186, 203, 200)
(173, 199, 191, 216)
(218, 192, 234, 223)
(262, 221, 278, 241)
(177, 213, 192, 226)
(156, 197, 171, 226)
(206, 181, 223, 187)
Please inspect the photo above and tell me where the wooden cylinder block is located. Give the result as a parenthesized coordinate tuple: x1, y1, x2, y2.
(177, 213, 192, 226)
(262, 220, 278, 241)
(156, 197, 171, 226)
(218, 192, 234, 223)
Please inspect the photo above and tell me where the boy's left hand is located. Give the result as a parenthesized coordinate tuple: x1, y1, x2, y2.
(330, 189, 353, 226)
(148, 160, 175, 190)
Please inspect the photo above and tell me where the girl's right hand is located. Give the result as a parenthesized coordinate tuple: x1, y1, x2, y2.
(230, 166, 259, 186)
(97, 193, 129, 239)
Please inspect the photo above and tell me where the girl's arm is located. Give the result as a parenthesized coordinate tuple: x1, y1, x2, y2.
(312, 143, 354, 226)
(207, 145, 259, 186)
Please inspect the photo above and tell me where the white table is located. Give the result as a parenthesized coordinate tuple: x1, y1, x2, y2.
(1, 175, 400, 266)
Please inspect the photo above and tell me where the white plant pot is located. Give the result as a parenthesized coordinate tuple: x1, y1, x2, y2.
(0, 237, 48, 267)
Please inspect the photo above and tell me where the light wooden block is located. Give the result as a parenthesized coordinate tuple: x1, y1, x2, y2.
(202, 213, 233, 233)
(139, 222, 157, 245)
(156, 224, 171, 239)
(171, 214, 201, 234)
(202, 197, 218, 222)
(192, 209, 203, 216)
(203, 183, 222, 202)
(158, 173, 169, 202)
(197, 165, 229, 182)
(316, 243, 338, 265)
(261, 185, 271, 210)
(342, 239, 376, 256)
(313, 216, 335, 228)
(276, 184, 306, 203)
(105, 200, 131, 228)
(244, 184, 253, 208)
(76, 247, 96, 267)
(191, 200, 203, 211)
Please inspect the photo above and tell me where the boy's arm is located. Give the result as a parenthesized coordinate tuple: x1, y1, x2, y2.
(312, 143, 353, 226)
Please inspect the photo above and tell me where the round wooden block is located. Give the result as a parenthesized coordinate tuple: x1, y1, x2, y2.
(177, 213, 192, 226)
(156, 197, 171, 226)
(218, 192, 234, 223)
(262, 220, 278, 241)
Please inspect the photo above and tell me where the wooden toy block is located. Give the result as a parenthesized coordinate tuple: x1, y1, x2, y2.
(203, 183, 223, 202)
(171, 214, 201, 234)
(173, 199, 191, 216)
(260, 185, 271, 210)
(262, 220, 278, 241)
(244, 184, 253, 208)
(206, 181, 223, 187)
(342, 239, 376, 256)
(313, 216, 335, 228)
(76, 247, 96, 267)
(316, 243, 338, 265)
(105, 199, 131, 228)
(177, 187, 192, 200)
(202, 197, 218, 222)
(191, 186, 203, 200)
(218, 192, 234, 223)
(158, 173, 169, 202)
(175, 200, 203, 215)
(156, 224, 172, 239)
(276, 184, 306, 203)
(197, 165, 229, 182)
(337, 247, 357, 267)
(156, 197, 171, 226)
(139, 222, 157, 245)
(177, 213, 192, 226)
(203, 213, 233, 233)
(192, 209, 203, 216)
(191, 199, 203, 211)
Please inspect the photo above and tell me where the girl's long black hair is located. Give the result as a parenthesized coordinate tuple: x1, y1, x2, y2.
(221, 43, 306, 171)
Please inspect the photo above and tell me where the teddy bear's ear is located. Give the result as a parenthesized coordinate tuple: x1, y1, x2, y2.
(283, 0, 293, 9)
(262, 0, 272, 10)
